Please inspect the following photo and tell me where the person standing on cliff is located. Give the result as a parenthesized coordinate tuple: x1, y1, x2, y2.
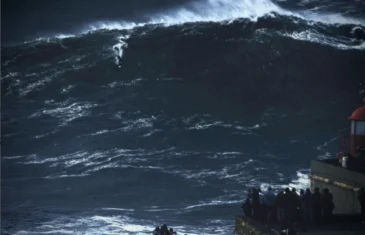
(312, 188, 322, 224)
(263, 187, 276, 222)
(302, 188, 313, 225)
(358, 188, 365, 223)
(321, 188, 334, 224)
(290, 188, 301, 223)
(276, 191, 285, 223)
(242, 198, 252, 217)
(252, 188, 261, 219)
(153, 227, 161, 235)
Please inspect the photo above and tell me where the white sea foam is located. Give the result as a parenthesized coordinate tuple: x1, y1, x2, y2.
(278, 169, 311, 191)
(185, 199, 241, 210)
(18, 57, 90, 97)
(104, 78, 144, 88)
(252, 169, 310, 195)
(54, 34, 76, 39)
(3, 155, 27, 160)
(2, 72, 20, 79)
(17, 148, 174, 179)
(101, 207, 135, 212)
(165, 157, 258, 186)
(26, 0, 365, 46)
(60, 84, 76, 94)
(34, 131, 57, 139)
(104, 0, 365, 55)
(45, 173, 89, 179)
(84, 0, 364, 36)
(40, 101, 97, 125)
(281, 30, 365, 50)
(11, 213, 230, 235)
(12, 215, 155, 235)
(183, 114, 262, 135)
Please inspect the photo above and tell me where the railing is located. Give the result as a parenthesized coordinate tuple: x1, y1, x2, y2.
(309, 174, 360, 192)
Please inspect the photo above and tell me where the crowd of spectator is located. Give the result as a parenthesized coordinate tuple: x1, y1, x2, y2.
(150, 186, 365, 235)
(242, 186, 335, 230)
(242, 186, 365, 231)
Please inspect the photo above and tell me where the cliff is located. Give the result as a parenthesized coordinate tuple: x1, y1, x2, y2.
(234, 216, 279, 235)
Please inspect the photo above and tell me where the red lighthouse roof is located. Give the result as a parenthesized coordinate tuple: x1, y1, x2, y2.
(348, 97, 365, 121)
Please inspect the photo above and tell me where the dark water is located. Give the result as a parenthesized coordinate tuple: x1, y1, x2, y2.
(2, 0, 365, 234)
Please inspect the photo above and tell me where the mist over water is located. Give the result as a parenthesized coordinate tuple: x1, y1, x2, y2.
(2, 0, 365, 234)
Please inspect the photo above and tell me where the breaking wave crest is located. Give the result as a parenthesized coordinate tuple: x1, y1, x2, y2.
(2, 1, 365, 234)
(81, 0, 365, 33)
(15, 0, 364, 52)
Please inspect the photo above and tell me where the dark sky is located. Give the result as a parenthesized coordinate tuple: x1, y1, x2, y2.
(1, 0, 190, 43)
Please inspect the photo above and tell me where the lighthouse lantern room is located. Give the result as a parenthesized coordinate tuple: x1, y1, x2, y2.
(348, 97, 365, 158)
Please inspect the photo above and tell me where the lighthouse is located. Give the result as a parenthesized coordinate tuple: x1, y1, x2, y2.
(310, 98, 365, 214)
(236, 100, 365, 234)
(236, 99, 365, 234)
(348, 97, 365, 158)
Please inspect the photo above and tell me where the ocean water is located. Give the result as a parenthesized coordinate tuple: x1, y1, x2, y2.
(1, 0, 365, 234)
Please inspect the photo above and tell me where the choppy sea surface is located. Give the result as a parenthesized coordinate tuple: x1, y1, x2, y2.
(2, 0, 365, 234)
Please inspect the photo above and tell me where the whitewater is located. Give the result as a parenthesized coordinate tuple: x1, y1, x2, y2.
(2, 0, 365, 234)
(26, 0, 365, 52)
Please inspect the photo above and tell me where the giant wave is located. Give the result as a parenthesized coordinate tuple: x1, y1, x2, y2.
(2, 0, 365, 234)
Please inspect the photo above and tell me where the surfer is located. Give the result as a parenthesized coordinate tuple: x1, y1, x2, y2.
(113, 41, 128, 68)
(116, 55, 123, 67)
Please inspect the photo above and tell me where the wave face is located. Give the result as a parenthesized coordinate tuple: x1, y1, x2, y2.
(2, 0, 365, 234)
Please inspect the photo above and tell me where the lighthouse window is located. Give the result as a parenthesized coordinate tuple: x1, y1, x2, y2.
(351, 121, 355, 134)
(355, 121, 365, 135)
